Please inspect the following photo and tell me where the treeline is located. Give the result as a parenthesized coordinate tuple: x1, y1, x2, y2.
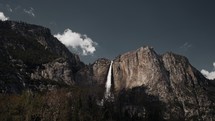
(0, 86, 165, 121)
(0, 88, 104, 121)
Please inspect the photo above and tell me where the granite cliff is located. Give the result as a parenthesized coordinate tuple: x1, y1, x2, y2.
(75, 46, 215, 120)
(0, 20, 84, 92)
(112, 46, 214, 120)
(75, 58, 111, 86)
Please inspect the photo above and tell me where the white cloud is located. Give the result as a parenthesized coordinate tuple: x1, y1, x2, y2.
(0, 12, 9, 21)
(23, 7, 35, 17)
(180, 42, 192, 51)
(201, 62, 215, 80)
(54, 29, 98, 55)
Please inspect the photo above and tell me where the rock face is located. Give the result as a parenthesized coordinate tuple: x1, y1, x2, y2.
(112, 46, 215, 120)
(0, 21, 84, 92)
(113, 47, 169, 94)
(75, 58, 111, 86)
(30, 58, 75, 85)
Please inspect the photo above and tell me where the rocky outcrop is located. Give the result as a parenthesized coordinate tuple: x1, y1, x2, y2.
(30, 58, 75, 85)
(112, 46, 215, 120)
(75, 58, 111, 85)
(113, 47, 170, 98)
(162, 52, 214, 120)
(0, 20, 84, 92)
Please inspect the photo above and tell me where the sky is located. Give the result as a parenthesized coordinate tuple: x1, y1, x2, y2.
(0, 0, 215, 77)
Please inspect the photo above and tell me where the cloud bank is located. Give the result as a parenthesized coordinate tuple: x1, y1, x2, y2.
(201, 62, 215, 80)
(0, 12, 9, 21)
(54, 29, 97, 55)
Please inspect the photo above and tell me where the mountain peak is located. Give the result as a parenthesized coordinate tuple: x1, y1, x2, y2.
(0, 20, 84, 92)
(138, 45, 154, 51)
(162, 52, 189, 63)
(113, 46, 206, 91)
(0, 20, 51, 36)
(112, 46, 214, 120)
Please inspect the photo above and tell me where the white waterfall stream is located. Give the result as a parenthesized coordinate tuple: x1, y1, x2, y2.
(104, 61, 113, 99)
(97, 61, 114, 106)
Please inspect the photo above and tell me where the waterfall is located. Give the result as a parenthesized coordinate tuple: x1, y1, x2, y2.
(97, 61, 113, 106)
(105, 61, 113, 99)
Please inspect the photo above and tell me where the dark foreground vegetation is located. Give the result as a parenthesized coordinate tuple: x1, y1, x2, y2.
(0, 87, 104, 121)
(0, 86, 165, 121)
